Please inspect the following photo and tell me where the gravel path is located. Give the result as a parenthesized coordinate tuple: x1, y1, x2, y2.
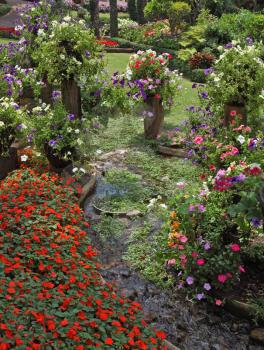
(0, 0, 27, 27)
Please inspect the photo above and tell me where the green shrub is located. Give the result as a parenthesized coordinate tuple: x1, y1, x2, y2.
(0, 3, 11, 16)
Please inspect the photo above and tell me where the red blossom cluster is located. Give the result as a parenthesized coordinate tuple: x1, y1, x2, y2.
(0, 167, 167, 349)
(97, 38, 119, 47)
(189, 52, 215, 70)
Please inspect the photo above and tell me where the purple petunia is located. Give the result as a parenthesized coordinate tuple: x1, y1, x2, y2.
(68, 113, 75, 121)
(186, 276, 194, 285)
(203, 283, 211, 291)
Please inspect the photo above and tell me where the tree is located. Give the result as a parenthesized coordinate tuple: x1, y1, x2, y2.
(110, 0, 118, 37)
(128, 0, 138, 21)
(137, 0, 147, 24)
(89, 0, 100, 38)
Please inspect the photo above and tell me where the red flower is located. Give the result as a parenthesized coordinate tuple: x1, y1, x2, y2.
(105, 338, 114, 345)
(230, 244, 240, 252)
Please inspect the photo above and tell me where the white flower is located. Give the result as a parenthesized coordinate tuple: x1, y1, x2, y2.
(96, 149, 103, 155)
(72, 167, 78, 173)
(60, 54, 66, 60)
(63, 16, 71, 22)
(75, 129, 80, 134)
(237, 135, 245, 144)
(21, 155, 28, 162)
(160, 203, 168, 209)
(38, 29, 45, 36)
(80, 168, 86, 173)
(77, 139, 83, 145)
(0, 121, 4, 127)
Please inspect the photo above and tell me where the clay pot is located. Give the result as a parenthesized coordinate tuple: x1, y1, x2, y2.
(144, 97, 164, 139)
(224, 104, 247, 127)
(44, 143, 74, 172)
(0, 147, 18, 180)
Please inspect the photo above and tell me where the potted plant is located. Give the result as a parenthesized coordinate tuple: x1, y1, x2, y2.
(126, 49, 181, 139)
(206, 42, 264, 127)
(26, 101, 86, 171)
(0, 98, 26, 179)
(32, 19, 104, 119)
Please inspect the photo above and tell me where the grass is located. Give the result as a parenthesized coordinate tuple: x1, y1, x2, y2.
(100, 12, 129, 20)
(105, 52, 130, 75)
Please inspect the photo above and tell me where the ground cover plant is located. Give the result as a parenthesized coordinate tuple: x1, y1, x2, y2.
(0, 163, 167, 349)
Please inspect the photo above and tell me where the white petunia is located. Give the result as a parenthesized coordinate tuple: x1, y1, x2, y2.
(237, 135, 245, 144)
(21, 155, 28, 162)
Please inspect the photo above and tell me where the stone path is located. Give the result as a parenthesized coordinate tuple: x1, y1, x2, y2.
(0, 0, 27, 27)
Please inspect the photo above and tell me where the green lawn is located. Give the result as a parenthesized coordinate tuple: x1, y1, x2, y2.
(0, 37, 14, 44)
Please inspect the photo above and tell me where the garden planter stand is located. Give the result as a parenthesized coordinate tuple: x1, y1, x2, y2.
(224, 104, 247, 127)
(144, 97, 164, 139)
(44, 143, 73, 173)
(61, 78, 81, 119)
(0, 147, 18, 180)
(40, 75, 53, 105)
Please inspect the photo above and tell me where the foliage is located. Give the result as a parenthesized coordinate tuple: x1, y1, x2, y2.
(0, 4, 11, 16)
(32, 18, 104, 83)
(0, 97, 26, 155)
(0, 166, 167, 349)
(25, 101, 87, 160)
(188, 52, 214, 69)
(144, 0, 191, 35)
(206, 42, 264, 118)
(205, 10, 264, 47)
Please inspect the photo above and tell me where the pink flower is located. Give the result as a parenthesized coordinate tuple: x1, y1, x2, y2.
(230, 110, 237, 117)
(191, 252, 199, 258)
(239, 265, 246, 273)
(179, 235, 188, 243)
(217, 274, 227, 283)
(194, 136, 204, 145)
(196, 258, 205, 266)
(215, 299, 222, 306)
(231, 244, 240, 252)
(155, 93, 161, 99)
(167, 259, 176, 266)
(226, 272, 232, 279)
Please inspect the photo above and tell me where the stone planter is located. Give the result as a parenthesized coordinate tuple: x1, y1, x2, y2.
(0, 147, 18, 180)
(224, 104, 247, 127)
(144, 97, 164, 139)
(157, 145, 189, 158)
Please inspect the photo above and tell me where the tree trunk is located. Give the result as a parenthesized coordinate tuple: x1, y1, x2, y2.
(61, 78, 82, 119)
(136, 0, 147, 24)
(128, 0, 138, 21)
(90, 0, 100, 38)
(110, 0, 118, 37)
(144, 97, 164, 139)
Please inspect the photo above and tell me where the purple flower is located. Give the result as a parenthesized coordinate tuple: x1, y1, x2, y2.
(68, 113, 75, 121)
(196, 293, 205, 300)
(188, 205, 195, 212)
(186, 276, 194, 285)
(198, 204, 206, 212)
(192, 83, 198, 89)
(48, 139, 56, 147)
(52, 90, 61, 100)
(203, 283, 211, 291)
(204, 242, 211, 251)
(246, 37, 253, 46)
(85, 50, 91, 58)
(225, 43, 233, 49)
(251, 217, 262, 228)
(231, 173, 246, 183)
(204, 67, 214, 76)
(199, 91, 208, 99)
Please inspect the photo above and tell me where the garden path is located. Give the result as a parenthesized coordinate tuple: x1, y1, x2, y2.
(0, 0, 27, 27)
(84, 149, 264, 350)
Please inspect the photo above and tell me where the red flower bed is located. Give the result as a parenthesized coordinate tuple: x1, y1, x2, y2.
(0, 167, 167, 349)
(0, 27, 16, 34)
(98, 38, 119, 47)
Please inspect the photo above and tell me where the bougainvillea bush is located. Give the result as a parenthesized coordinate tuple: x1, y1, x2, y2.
(0, 166, 167, 349)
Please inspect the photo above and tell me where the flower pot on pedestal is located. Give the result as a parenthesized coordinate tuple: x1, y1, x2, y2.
(144, 97, 164, 139)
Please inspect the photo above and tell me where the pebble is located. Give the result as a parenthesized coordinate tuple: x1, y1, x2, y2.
(250, 328, 264, 344)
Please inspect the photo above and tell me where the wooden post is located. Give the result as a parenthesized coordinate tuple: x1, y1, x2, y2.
(61, 78, 82, 119)
(40, 74, 53, 105)
(144, 97, 164, 139)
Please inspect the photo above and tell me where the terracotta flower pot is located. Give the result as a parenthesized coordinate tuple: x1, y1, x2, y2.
(144, 97, 164, 139)
(44, 143, 74, 171)
(224, 104, 247, 127)
(0, 147, 18, 180)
